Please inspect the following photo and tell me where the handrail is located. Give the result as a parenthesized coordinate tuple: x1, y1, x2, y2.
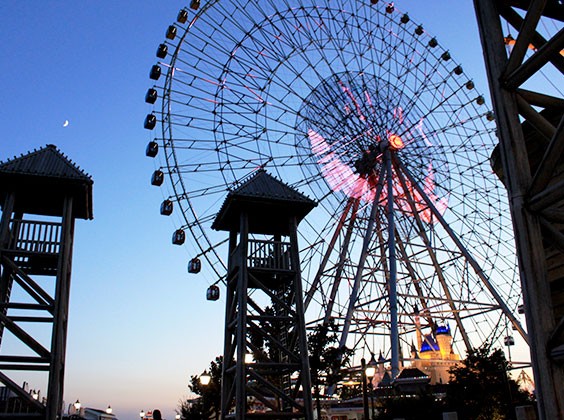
(8, 219, 62, 255)
(247, 239, 292, 271)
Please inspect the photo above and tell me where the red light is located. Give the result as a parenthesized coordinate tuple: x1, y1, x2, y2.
(389, 134, 404, 150)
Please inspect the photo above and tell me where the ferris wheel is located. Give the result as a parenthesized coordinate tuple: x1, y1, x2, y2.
(144, 0, 526, 371)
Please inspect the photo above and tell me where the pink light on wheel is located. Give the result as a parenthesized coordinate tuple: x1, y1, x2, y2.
(308, 128, 447, 223)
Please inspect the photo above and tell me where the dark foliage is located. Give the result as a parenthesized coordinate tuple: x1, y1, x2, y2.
(375, 393, 445, 420)
(445, 343, 533, 420)
(178, 356, 222, 420)
(308, 320, 354, 418)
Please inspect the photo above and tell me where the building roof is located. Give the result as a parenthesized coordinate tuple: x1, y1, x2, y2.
(212, 169, 316, 234)
(396, 367, 429, 380)
(421, 334, 440, 353)
(0, 144, 93, 219)
(378, 371, 392, 388)
(436, 324, 451, 335)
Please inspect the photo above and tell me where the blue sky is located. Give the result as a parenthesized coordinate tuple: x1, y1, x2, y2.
(0, 1, 527, 420)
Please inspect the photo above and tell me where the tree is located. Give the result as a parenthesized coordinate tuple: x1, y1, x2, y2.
(446, 343, 533, 420)
(178, 356, 223, 420)
(308, 320, 353, 419)
(374, 393, 445, 420)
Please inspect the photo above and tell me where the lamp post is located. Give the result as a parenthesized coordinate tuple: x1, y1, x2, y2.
(361, 358, 370, 420)
(365, 353, 377, 420)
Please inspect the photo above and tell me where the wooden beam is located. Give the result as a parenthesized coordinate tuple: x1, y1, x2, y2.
(528, 178, 564, 211)
(0, 312, 50, 358)
(517, 89, 564, 109)
(500, 5, 564, 73)
(505, 0, 547, 74)
(516, 94, 556, 140)
(0, 302, 51, 311)
(540, 208, 564, 223)
(2, 256, 55, 309)
(505, 27, 564, 89)
(0, 371, 46, 412)
(538, 217, 564, 253)
(530, 115, 564, 195)
(474, 1, 564, 418)
(8, 316, 53, 323)
(0, 355, 50, 364)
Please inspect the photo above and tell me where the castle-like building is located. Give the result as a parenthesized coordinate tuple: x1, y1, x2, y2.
(369, 318, 462, 387)
(409, 324, 461, 384)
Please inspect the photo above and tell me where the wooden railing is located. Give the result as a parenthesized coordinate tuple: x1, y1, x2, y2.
(8, 219, 62, 255)
(247, 239, 292, 271)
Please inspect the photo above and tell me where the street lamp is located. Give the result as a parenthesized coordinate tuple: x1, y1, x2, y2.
(200, 370, 211, 386)
(361, 358, 370, 420)
(365, 353, 377, 420)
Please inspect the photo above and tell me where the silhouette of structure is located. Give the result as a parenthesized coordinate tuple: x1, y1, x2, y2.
(0, 145, 93, 419)
(473, 1, 564, 419)
(212, 170, 315, 419)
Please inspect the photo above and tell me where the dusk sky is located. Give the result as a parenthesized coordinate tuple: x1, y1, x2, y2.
(0, 1, 529, 420)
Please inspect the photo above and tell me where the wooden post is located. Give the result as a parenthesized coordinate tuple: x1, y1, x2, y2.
(473, 1, 564, 418)
(46, 196, 75, 420)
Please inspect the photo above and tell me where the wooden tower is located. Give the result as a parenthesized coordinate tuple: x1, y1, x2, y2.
(213, 170, 315, 420)
(473, 1, 564, 419)
(0, 145, 93, 419)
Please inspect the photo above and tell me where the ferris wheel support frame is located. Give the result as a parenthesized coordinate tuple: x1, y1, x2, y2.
(385, 148, 400, 379)
(397, 158, 528, 342)
(392, 157, 473, 350)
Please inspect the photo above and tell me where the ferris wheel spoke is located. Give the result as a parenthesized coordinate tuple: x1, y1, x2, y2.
(394, 155, 528, 342)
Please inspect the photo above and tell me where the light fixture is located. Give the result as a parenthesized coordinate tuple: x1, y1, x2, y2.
(106, 405, 112, 414)
(140, 410, 145, 419)
(175, 415, 181, 420)
(365, 353, 377, 379)
(74, 400, 81, 410)
(200, 370, 211, 385)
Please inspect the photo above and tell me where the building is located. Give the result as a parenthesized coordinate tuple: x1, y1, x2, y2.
(409, 324, 461, 384)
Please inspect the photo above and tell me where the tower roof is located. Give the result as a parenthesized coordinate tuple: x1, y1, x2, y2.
(0, 145, 93, 219)
(420, 334, 440, 353)
(212, 169, 316, 234)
